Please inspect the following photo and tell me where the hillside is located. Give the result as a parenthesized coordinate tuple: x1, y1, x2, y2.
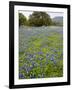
(52, 16, 63, 26)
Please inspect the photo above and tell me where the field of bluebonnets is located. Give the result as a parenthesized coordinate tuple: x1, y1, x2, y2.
(19, 26, 63, 79)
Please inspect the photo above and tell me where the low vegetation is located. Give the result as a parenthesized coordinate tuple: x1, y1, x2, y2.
(19, 26, 63, 79)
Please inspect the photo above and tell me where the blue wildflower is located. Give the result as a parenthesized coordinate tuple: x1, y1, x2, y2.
(29, 54, 33, 58)
(38, 51, 43, 55)
(39, 57, 43, 60)
(31, 61, 35, 67)
(19, 73, 25, 79)
(50, 55, 54, 61)
(46, 53, 49, 60)
(19, 65, 26, 71)
(46, 53, 49, 57)
(53, 49, 57, 53)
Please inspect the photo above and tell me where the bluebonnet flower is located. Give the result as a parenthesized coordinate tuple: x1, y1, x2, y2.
(19, 73, 25, 79)
(32, 61, 35, 64)
(28, 67, 31, 71)
(38, 51, 43, 55)
(24, 64, 33, 74)
(23, 65, 26, 70)
(19, 65, 27, 71)
(53, 49, 57, 53)
(39, 57, 43, 60)
(50, 55, 54, 61)
(31, 61, 36, 67)
(29, 54, 33, 58)
(46, 53, 49, 57)
(20, 64, 30, 74)
(46, 53, 49, 60)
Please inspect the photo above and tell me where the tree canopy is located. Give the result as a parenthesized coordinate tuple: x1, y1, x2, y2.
(28, 11, 52, 26)
(19, 13, 27, 26)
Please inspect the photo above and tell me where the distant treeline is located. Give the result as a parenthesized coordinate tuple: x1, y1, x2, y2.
(19, 11, 63, 27)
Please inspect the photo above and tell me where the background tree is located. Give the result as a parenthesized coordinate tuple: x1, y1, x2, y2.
(28, 11, 52, 26)
(19, 13, 27, 26)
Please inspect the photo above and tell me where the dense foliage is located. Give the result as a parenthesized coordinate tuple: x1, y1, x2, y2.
(19, 13, 27, 26)
(28, 11, 52, 26)
(19, 12, 53, 26)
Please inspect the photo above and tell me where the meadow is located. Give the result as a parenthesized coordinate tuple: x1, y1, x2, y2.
(19, 26, 63, 79)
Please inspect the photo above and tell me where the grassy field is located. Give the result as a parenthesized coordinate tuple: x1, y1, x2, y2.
(19, 26, 63, 79)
